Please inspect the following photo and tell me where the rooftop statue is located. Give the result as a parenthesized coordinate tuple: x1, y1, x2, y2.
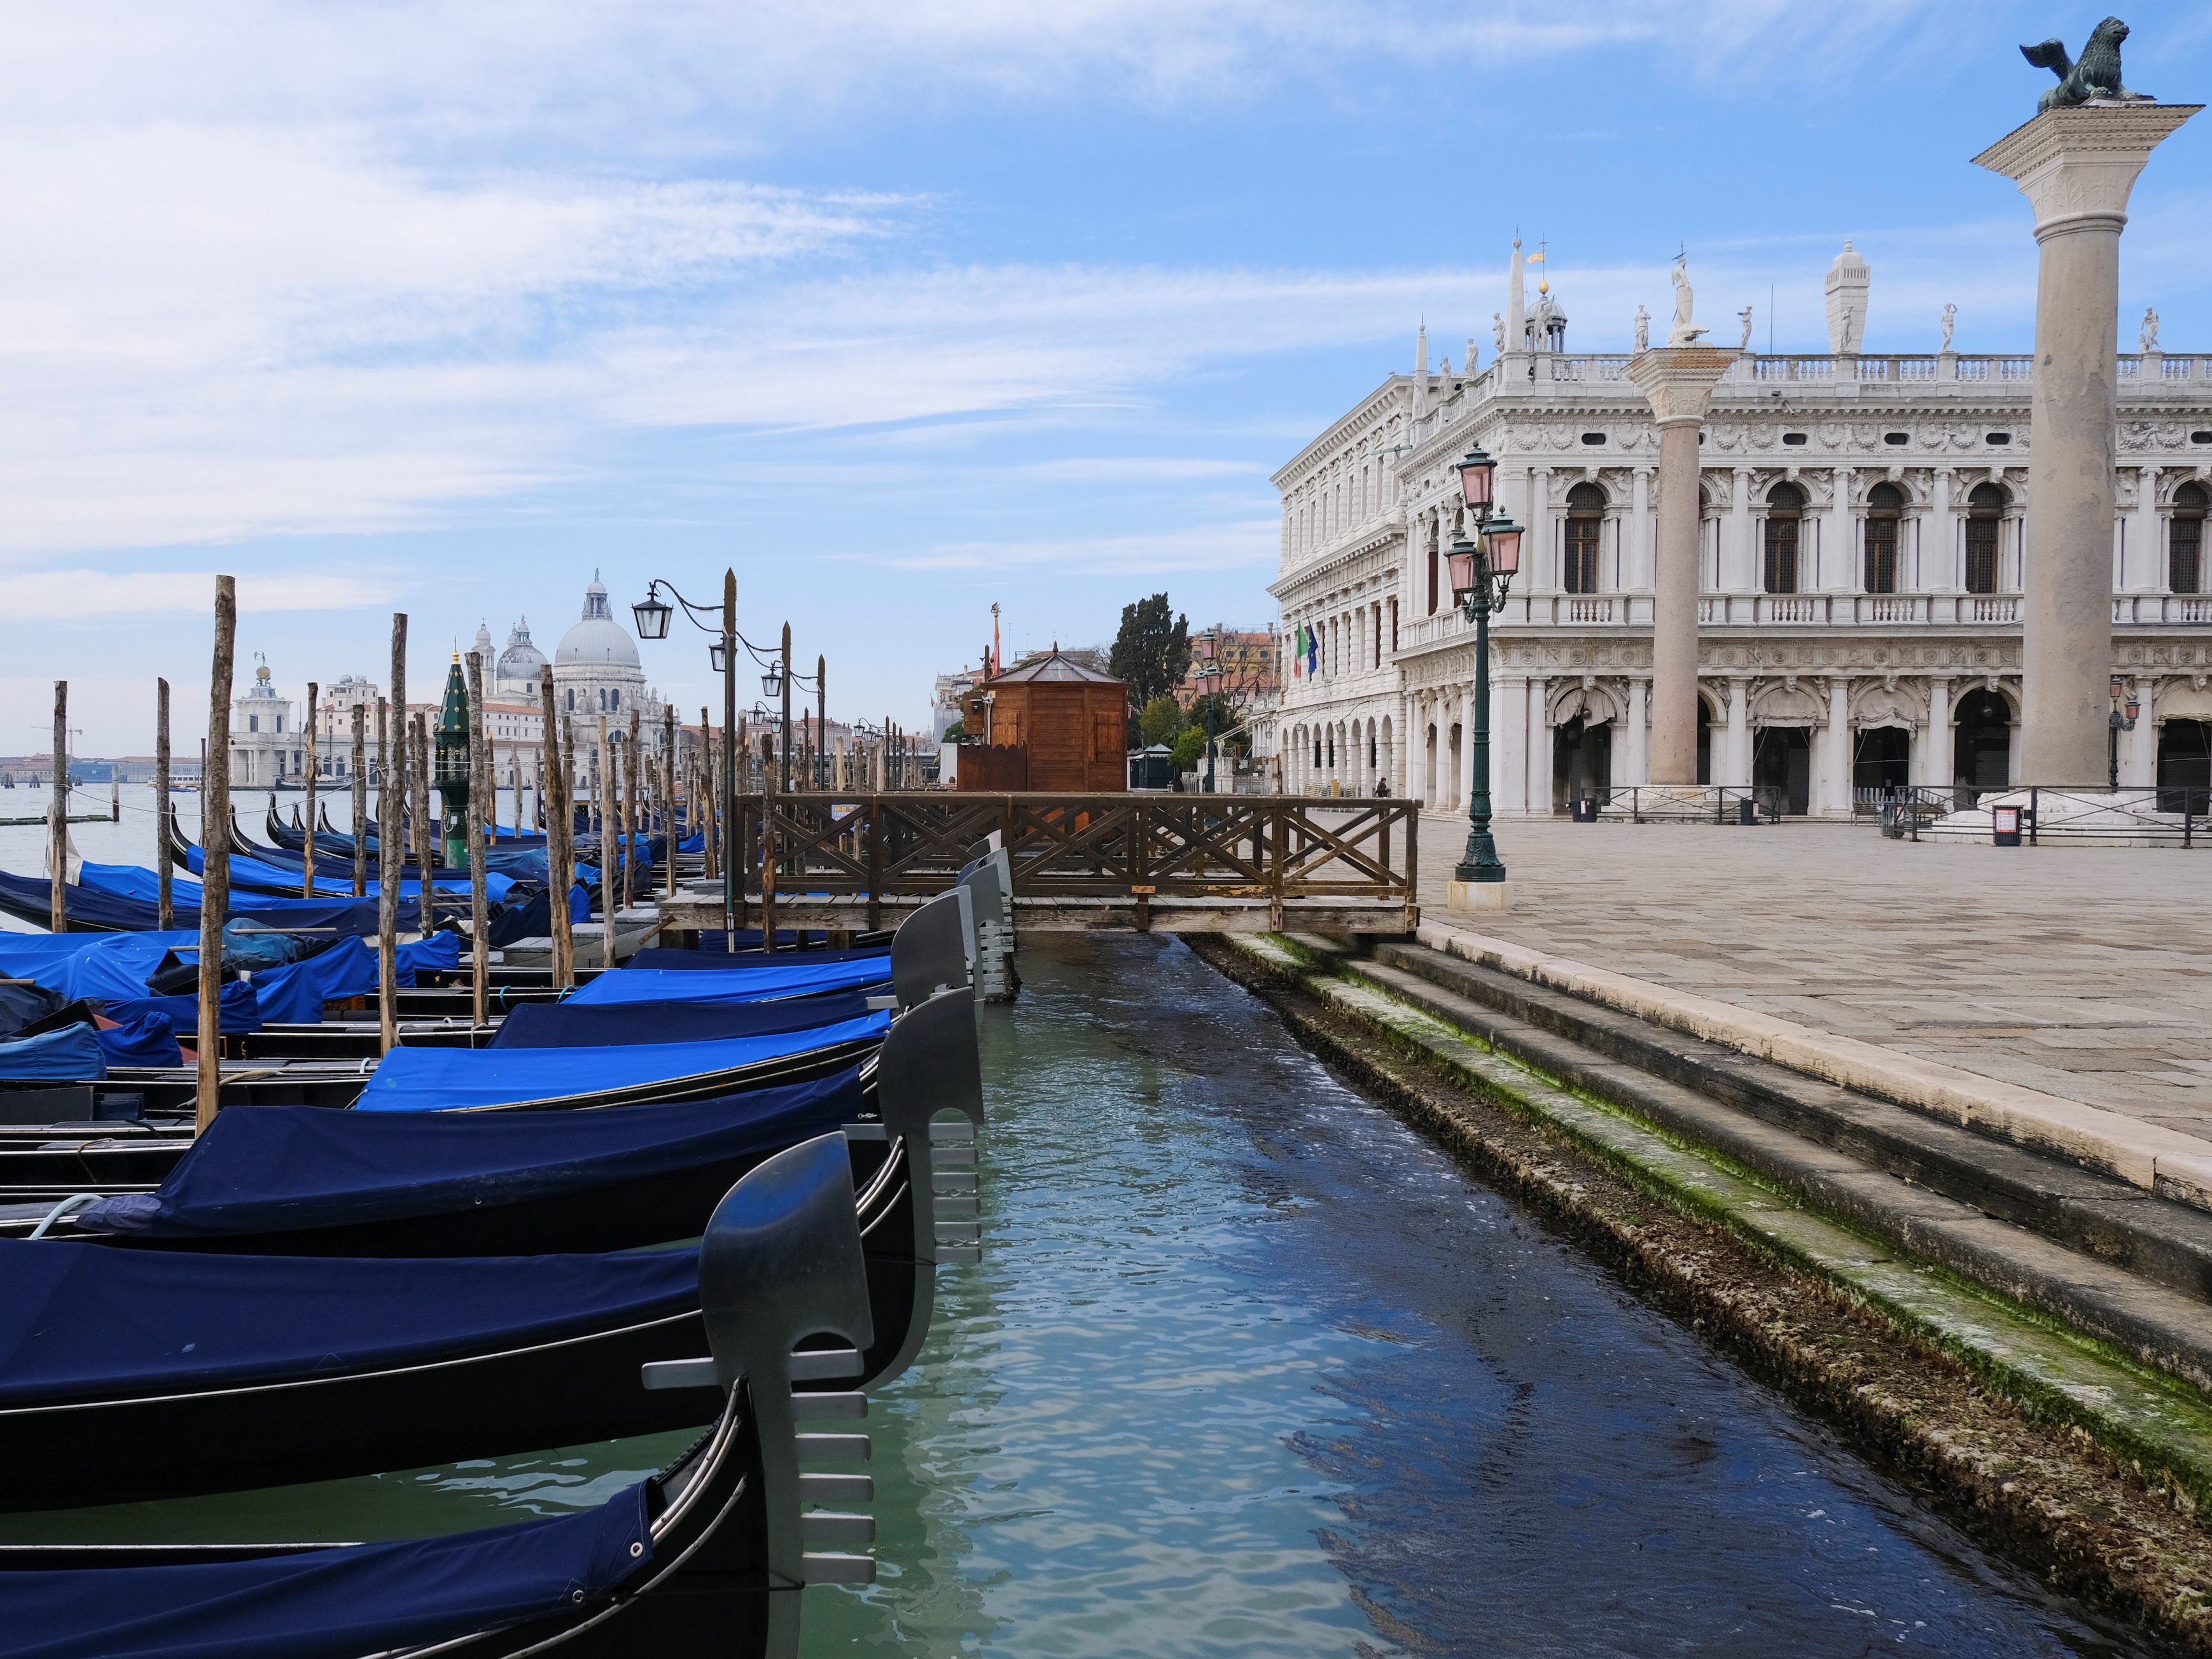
(1664, 256, 1706, 347)
(2021, 17, 2150, 113)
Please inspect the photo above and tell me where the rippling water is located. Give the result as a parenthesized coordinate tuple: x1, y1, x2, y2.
(0, 908, 2141, 1654)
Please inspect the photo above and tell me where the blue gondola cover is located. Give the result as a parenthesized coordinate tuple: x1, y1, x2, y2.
(567, 957, 891, 1006)
(0, 1479, 651, 1659)
(626, 943, 875, 969)
(0, 1022, 106, 1081)
(106, 979, 263, 1036)
(490, 990, 877, 1048)
(0, 932, 193, 1002)
(354, 1013, 888, 1111)
(76, 1069, 864, 1237)
(0, 1239, 700, 1405)
(94, 1012, 184, 1069)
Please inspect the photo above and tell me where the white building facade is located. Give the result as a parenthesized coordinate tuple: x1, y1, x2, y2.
(1267, 247, 2212, 816)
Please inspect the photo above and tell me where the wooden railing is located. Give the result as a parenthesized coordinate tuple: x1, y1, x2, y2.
(725, 793, 1419, 930)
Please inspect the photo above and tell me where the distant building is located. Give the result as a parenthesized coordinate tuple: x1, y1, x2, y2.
(1175, 625, 1281, 711)
(931, 666, 981, 741)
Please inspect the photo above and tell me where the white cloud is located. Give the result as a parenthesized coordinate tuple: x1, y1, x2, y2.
(0, 571, 395, 620)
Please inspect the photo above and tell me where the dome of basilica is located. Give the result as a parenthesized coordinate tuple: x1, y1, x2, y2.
(555, 577, 641, 670)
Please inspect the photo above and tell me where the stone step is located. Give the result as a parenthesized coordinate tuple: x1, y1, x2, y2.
(1344, 938, 2212, 1391)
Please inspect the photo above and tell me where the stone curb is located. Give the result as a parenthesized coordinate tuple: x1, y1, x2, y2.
(1417, 918, 2212, 1218)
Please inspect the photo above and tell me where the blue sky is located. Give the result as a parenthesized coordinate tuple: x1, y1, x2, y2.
(6, 1, 2211, 751)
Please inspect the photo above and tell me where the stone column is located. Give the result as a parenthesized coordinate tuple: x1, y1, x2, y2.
(1928, 469, 1956, 594)
(1528, 467, 1554, 592)
(1828, 468, 1855, 592)
(1630, 468, 1655, 592)
(1921, 678, 1953, 786)
(1724, 679, 1751, 788)
(1727, 468, 1754, 595)
(1975, 102, 2197, 784)
(2129, 466, 2162, 593)
(1826, 678, 1853, 813)
(1494, 681, 1527, 814)
(1625, 678, 1650, 785)
(1525, 678, 1549, 812)
(1629, 347, 1736, 783)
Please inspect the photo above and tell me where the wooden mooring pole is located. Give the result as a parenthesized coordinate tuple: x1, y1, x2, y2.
(377, 618, 407, 1056)
(195, 576, 235, 1132)
(539, 669, 575, 990)
(465, 650, 490, 1029)
(597, 715, 615, 968)
(664, 704, 678, 899)
(350, 702, 368, 896)
(47, 681, 67, 931)
(155, 679, 172, 932)
(302, 683, 319, 898)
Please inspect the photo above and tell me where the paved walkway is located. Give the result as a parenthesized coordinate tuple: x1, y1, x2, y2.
(1414, 812, 2212, 1144)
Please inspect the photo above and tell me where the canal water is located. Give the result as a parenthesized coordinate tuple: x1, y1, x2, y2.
(0, 800, 2141, 1653)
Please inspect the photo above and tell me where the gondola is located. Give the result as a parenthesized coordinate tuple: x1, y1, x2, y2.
(0, 1132, 879, 1658)
(0, 866, 400, 938)
(0, 886, 970, 1188)
(0, 992, 977, 1510)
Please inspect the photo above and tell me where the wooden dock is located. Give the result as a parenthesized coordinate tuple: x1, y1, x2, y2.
(655, 793, 1420, 938)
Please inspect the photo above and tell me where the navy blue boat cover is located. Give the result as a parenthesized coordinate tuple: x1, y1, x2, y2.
(0, 1237, 699, 1406)
(0, 1022, 106, 1081)
(76, 1067, 863, 1238)
(0, 868, 408, 937)
(0, 1478, 652, 1659)
(354, 1011, 888, 1111)
(490, 991, 876, 1048)
(95, 1012, 184, 1069)
(567, 957, 890, 1007)
(106, 978, 264, 1037)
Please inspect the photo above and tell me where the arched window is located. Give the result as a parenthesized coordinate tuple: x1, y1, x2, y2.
(1864, 481, 1904, 594)
(1563, 482, 1606, 594)
(1764, 482, 1805, 595)
(1426, 520, 1438, 616)
(2173, 482, 2207, 595)
(1966, 482, 2007, 595)
(565, 689, 574, 712)
(611, 688, 620, 711)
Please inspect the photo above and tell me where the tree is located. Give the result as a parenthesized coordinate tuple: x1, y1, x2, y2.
(1169, 726, 1206, 772)
(1108, 593, 1191, 705)
(1137, 695, 1186, 749)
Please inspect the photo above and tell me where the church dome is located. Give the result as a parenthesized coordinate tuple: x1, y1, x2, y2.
(496, 616, 550, 685)
(555, 578, 641, 670)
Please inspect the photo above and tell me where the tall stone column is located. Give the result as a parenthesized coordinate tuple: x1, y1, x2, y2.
(2129, 465, 2162, 593)
(2125, 676, 2156, 786)
(1728, 468, 1754, 594)
(1629, 348, 1736, 784)
(1974, 101, 2196, 784)
(1630, 468, 1655, 592)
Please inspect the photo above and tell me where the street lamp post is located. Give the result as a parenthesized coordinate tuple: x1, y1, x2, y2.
(633, 571, 740, 951)
(1443, 444, 1523, 906)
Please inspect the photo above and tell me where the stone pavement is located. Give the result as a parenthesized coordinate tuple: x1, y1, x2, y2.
(1413, 812, 2212, 1145)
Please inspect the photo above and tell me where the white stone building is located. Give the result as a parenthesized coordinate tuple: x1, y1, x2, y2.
(1267, 243, 2212, 816)
(228, 657, 303, 788)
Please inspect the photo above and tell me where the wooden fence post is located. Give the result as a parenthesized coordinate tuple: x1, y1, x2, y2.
(597, 716, 616, 967)
(195, 576, 235, 1132)
(539, 669, 575, 990)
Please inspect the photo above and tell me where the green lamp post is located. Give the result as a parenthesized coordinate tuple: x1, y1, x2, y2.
(433, 654, 473, 868)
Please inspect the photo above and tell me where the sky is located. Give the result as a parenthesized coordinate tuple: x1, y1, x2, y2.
(6, 1, 2211, 753)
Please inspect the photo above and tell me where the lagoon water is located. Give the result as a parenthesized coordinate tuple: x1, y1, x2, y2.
(0, 792, 2140, 1653)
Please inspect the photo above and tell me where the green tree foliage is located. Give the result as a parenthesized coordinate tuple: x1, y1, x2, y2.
(1169, 726, 1207, 771)
(1137, 695, 1186, 748)
(1186, 692, 1244, 751)
(1108, 593, 1191, 705)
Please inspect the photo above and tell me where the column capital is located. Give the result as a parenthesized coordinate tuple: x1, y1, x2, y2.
(1972, 103, 2199, 240)
(1627, 347, 1737, 426)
